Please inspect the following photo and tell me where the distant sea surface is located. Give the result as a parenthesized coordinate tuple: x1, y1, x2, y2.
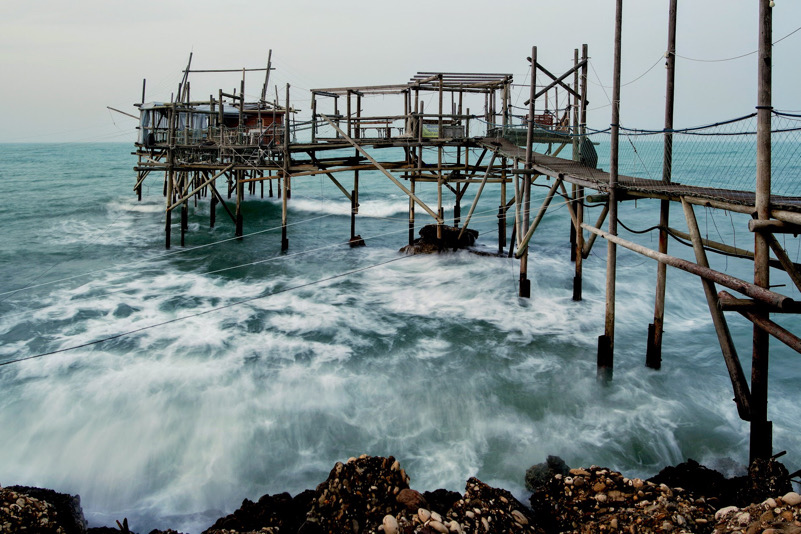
(1, 142, 799, 533)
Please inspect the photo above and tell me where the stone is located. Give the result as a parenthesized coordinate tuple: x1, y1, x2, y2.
(525, 455, 571, 492)
(783, 492, 801, 507)
(382, 514, 399, 534)
(396, 489, 427, 512)
(716, 505, 739, 521)
(511, 509, 528, 525)
(418, 508, 431, 523)
(428, 519, 449, 533)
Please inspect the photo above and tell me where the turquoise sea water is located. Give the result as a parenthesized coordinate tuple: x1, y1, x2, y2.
(0, 142, 799, 533)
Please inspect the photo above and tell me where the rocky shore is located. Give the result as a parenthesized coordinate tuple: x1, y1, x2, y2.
(2, 455, 799, 534)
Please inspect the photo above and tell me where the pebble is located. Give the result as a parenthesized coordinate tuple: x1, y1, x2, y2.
(783, 492, 801, 506)
(382, 514, 399, 534)
(511, 509, 528, 525)
(418, 507, 431, 523)
(429, 519, 449, 533)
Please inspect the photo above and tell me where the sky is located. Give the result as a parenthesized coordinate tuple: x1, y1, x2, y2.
(1, 0, 800, 143)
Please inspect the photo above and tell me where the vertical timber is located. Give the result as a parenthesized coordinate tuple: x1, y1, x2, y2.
(646, 0, 678, 370)
(598, 0, 623, 381)
(751, 0, 773, 462)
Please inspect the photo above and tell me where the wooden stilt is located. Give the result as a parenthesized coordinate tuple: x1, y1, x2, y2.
(683, 199, 752, 421)
(598, 0, 624, 381)
(520, 46, 537, 299)
(646, 0, 678, 370)
(751, 0, 774, 462)
(235, 169, 244, 238)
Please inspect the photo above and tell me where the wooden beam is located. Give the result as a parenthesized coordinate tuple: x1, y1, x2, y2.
(320, 114, 442, 222)
(581, 222, 794, 310)
(683, 199, 752, 421)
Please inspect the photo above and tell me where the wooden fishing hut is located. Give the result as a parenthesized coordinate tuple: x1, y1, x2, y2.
(132, 4, 798, 464)
(134, 52, 294, 248)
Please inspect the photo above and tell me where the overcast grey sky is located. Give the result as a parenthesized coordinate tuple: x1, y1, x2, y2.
(1, 1, 799, 143)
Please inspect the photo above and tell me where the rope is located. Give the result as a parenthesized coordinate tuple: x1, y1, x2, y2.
(0, 255, 414, 368)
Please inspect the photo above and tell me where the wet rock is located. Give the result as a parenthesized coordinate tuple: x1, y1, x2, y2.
(448, 477, 543, 533)
(305, 455, 409, 534)
(6, 485, 87, 534)
(525, 455, 570, 492)
(649, 458, 730, 505)
(396, 488, 428, 512)
(733, 457, 792, 507)
(422, 489, 461, 515)
(712, 493, 801, 533)
(529, 464, 717, 533)
(399, 225, 478, 254)
(0, 486, 70, 534)
(202, 489, 314, 534)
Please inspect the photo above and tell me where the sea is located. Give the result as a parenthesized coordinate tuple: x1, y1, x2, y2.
(0, 139, 799, 533)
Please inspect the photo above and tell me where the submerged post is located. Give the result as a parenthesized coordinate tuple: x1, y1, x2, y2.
(646, 0, 678, 370)
(751, 0, 773, 462)
(598, 0, 623, 381)
(520, 46, 537, 298)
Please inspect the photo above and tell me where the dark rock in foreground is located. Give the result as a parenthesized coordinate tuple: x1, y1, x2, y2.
(4, 455, 801, 534)
(400, 224, 478, 254)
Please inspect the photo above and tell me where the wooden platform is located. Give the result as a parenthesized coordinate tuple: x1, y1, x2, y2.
(478, 137, 801, 215)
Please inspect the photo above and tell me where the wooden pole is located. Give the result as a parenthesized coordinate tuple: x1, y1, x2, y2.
(574, 44, 589, 301)
(647, 0, 678, 370)
(581, 223, 793, 310)
(521, 47, 537, 298)
(751, 0, 773, 462)
(235, 169, 244, 237)
(282, 84, 290, 251)
(599, 0, 623, 381)
(683, 200, 752, 421)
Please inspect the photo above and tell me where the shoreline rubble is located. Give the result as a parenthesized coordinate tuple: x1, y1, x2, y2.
(2, 455, 799, 534)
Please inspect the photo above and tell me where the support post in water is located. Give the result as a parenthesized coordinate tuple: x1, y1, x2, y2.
(573, 44, 589, 302)
(350, 189, 365, 247)
(520, 46, 536, 299)
(750, 0, 773, 462)
(646, 0, 678, 371)
(598, 0, 623, 381)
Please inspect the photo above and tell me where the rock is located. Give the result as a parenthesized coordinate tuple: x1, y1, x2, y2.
(202, 489, 314, 534)
(382, 514, 399, 534)
(396, 488, 428, 511)
(399, 224, 479, 254)
(525, 455, 570, 492)
(422, 489, 461, 514)
(428, 519, 449, 533)
(530, 465, 716, 533)
(6, 486, 87, 534)
(418, 508, 432, 522)
(305, 455, 409, 534)
(450, 477, 543, 533)
(648, 458, 729, 505)
(783, 492, 801, 506)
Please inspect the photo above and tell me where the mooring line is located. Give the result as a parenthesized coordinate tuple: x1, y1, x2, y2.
(0, 255, 415, 368)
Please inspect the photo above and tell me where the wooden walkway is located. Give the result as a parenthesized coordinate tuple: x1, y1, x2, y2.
(479, 137, 801, 216)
